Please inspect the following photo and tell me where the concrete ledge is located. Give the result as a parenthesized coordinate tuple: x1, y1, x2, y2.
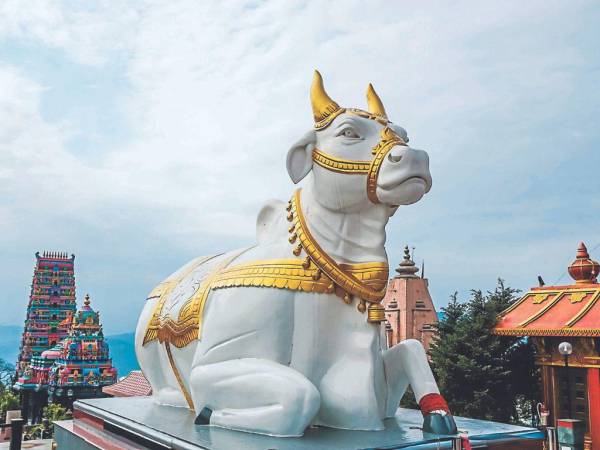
(53, 397, 544, 450)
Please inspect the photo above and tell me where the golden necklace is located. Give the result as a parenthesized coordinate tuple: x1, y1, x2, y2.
(287, 189, 387, 321)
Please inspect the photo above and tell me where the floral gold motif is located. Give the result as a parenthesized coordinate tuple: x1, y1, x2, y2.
(143, 250, 252, 349)
(143, 255, 220, 347)
(532, 293, 552, 304)
(569, 292, 587, 303)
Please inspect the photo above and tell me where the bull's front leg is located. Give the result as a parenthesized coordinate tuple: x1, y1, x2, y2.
(383, 339, 457, 435)
(189, 358, 320, 437)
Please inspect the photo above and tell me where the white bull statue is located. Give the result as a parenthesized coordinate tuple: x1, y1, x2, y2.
(135, 71, 457, 437)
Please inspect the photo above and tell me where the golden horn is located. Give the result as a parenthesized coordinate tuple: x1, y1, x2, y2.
(366, 83, 387, 119)
(311, 70, 340, 124)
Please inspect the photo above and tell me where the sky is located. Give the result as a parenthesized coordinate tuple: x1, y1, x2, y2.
(1, 1, 599, 334)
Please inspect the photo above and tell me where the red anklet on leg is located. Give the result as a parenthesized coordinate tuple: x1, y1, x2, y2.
(419, 393, 451, 416)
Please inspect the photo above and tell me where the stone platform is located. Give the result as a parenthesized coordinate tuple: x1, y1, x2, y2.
(54, 396, 544, 449)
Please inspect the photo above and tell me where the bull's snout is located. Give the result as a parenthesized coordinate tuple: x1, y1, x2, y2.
(379, 146, 432, 192)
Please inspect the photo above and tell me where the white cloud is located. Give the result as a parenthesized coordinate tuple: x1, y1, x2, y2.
(0, 1, 140, 65)
(1, 0, 599, 331)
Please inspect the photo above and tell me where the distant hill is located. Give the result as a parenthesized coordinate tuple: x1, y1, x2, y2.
(0, 325, 22, 366)
(0, 325, 139, 375)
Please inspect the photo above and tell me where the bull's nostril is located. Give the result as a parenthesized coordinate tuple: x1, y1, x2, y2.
(388, 153, 402, 163)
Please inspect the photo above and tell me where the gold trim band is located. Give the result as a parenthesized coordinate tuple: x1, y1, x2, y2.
(314, 108, 389, 130)
(311, 126, 407, 204)
(164, 342, 194, 409)
(312, 148, 371, 174)
(566, 290, 600, 327)
(211, 259, 388, 294)
(366, 127, 408, 204)
(494, 328, 600, 337)
(518, 291, 565, 327)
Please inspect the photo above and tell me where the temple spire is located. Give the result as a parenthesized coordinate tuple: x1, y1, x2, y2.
(395, 245, 419, 278)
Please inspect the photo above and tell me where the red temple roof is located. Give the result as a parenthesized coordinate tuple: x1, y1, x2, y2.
(102, 371, 152, 397)
(494, 242, 600, 337)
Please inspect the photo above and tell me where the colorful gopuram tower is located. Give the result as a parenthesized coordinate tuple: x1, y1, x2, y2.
(43, 294, 117, 409)
(14, 252, 77, 422)
(14, 252, 118, 423)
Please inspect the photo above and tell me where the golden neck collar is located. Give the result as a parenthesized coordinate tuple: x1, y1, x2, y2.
(287, 188, 388, 320)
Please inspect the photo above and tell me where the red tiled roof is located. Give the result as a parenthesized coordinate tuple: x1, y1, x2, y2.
(102, 370, 152, 397)
(493, 243, 600, 337)
(493, 283, 600, 337)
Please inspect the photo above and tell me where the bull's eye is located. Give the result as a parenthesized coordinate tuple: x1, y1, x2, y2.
(337, 127, 360, 139)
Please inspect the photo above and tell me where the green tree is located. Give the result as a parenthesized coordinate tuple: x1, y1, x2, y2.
(0, 358, 14, 392)
(0, 358, 19, 423)
(0, 390, 20, 423)
(24, 403, 72, 440)
(42, 403, 71, 422)
(429, 279, 540, 424)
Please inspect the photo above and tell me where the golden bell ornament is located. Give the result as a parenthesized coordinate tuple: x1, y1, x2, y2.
(343, 292, 353, 304)
(367, 303, 385, 323)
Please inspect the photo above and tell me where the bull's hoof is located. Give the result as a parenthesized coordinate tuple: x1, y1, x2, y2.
(423, 412, 457, 435)
(194, 407, 213, 425)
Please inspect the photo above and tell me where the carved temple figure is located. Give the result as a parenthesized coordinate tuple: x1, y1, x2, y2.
(135, 71, 457, 437)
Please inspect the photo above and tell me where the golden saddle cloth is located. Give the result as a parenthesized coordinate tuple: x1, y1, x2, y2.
(142, 250, 388, 349)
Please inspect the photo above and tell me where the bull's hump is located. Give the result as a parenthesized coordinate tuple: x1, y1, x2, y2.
(256, 199, 287, 245)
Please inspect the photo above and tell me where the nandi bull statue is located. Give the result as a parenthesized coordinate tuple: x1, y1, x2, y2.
(135, 71, 457, 437)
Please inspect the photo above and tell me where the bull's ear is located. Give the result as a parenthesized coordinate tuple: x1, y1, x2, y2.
(286, 131, 316, 184)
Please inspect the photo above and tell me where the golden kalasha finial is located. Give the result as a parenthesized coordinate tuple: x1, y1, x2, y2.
(311, 70, 342, 129)
(366, 83, 387, 119)
(84, 293, 91, 306)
